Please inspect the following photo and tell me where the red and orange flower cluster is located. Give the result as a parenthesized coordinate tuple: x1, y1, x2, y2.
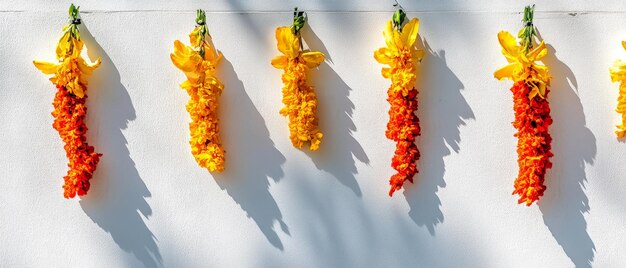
(33, 4, 102, 198)
(494, 5, 553, 206)
(374, 11, 424, 196)
(509, 82, 553, 205)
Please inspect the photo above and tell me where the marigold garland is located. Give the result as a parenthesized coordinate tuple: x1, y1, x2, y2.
(494, 5, 554, 206)
(171, 10, 226, 172)
(374, 9, 424, 196)
(271, 8, 325, 151)
(33, 4, 102, 198)
(609, 41, 626, 138)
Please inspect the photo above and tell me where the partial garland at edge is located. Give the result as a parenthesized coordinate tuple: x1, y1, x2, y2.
(609, 41, 626, 138)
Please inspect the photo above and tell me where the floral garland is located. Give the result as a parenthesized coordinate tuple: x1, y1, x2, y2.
(494, 5, 553, 206)
(33, 4, 102, 198)
(171, 10, 226, 172)
(609, 41, 626, 138)
(374, 9, 424, 196)
(271, 8, 325, 151)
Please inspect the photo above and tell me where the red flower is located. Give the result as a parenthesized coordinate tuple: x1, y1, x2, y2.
(52, 85, 101, 198)
(511, 82, 553, 205)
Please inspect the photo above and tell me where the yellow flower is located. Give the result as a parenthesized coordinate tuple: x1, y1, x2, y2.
(171, 24, 225, 172)
(271, 26, 325, 151)
(610, 41, 626, 138)
(271, 27, 324, 69)
(33, 30, 101, 98)
(374, 18, 423, 65)
(494, 31, 551, 99)
(374, 19, 424, 96)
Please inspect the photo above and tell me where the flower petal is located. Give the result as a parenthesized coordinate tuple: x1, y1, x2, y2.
(78, 57, 101, 75)
(498, 31, 520, 59)
(271, 55, 289, 69)
(33, 60, 59, 75)
(528, 41, 547, 60)
(276, 26, 300, 59)
(494, 63, 518, 80)
(171, 41, 200, 72)
(301, 51, 324, 68)
(381, 67, 392, 78)
(383, 20, 396, 49)
(401, 18, 420, 48)
(374, 48, 392, 64)
(55, 32, 71, 58)
(189, 27, 202, 47)
(610, 60, 626, 82)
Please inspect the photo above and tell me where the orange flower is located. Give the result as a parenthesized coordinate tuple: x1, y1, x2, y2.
(33, 4, 101, 198)
(171, 9, 225, 171)
(374, 10, 424, 196)
(494, 5, 553, 206)
(510, 82, 553, 205)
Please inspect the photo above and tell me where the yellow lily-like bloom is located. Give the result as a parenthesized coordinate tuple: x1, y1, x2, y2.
(171, 22, 225, 172)
(271, 26, 325, 151)
(494, 31, 551, 99)
(33, 28, 101, 98)
(610, 41, 626, 138)
(374, 18, 424, 96)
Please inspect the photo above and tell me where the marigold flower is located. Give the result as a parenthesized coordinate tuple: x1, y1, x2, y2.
(494, 5, 553, 206)
(609, 41, 626, 138)
(171, 9, 225, 172)
(33, 4, 102, 198)
(271, 8, 325, 151)
(374, 9, 424, 196)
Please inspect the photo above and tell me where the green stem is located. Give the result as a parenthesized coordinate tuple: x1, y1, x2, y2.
(196, 9, 209, 57)
(291, 7, 306, 35)
(519, 4, 536, 52)
(291, 7, 306, 51)
(68, 3, 81, 39)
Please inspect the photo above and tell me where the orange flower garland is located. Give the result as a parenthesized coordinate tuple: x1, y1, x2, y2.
(609, 41, 626, 138)
(494, 5, 553, 206)
(271, 8, 325, 151)
(171, 10, 225, 172)
(33, 4, 102, 198)
(374, 9, 424, 196)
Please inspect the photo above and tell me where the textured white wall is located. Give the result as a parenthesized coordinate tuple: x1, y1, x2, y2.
(1, 0, 625, 267)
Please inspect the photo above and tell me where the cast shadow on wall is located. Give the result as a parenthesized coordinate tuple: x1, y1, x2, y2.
(213, 58, 289, 250)
(403, 39, 475, 235)
(76, 25, 162, 267)
(302, 26, 370, 197)
(539, 44, 596, 268)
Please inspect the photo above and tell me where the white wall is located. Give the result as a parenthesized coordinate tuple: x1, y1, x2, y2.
(1, 0, 625, 267)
